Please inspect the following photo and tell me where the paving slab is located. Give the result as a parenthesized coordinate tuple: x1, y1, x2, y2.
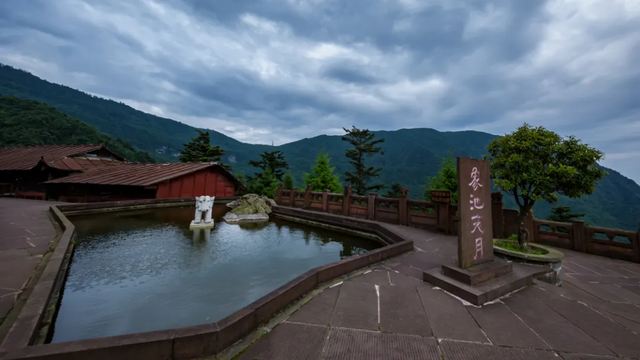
(237, 322, 327, 360)
(417, 286, 488, 343)
(598, 310, 640, 334)
(544, 298, 640, 358)
(619, 284, 640, 296)
(288, 286, 340, 326)
(564, 275, 631, 303)
(323, 328, 440, 360)
(388, 263, 424, 281)
(467, 302, 550, 349)
(330, 281, 378, 331)
(439, 339, 557, 360)
(503, 296, 614, 355)
(560, 353, 635, 360)
(378, 285, 431, 336)
(349, 269, 390, 285)
(595, 283, 640, 304)
(567, 273, 640, 285)
(388, 269, 424, 287)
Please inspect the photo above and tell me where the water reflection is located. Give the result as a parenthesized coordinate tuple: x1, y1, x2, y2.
(52, 206, 382, 343)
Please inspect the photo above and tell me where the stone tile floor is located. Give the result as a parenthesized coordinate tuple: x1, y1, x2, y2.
(238, 224, 640, 360)
(0, 198, 61, 329)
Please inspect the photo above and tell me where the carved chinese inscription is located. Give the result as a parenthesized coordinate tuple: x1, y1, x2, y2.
(457, 157, 494, 268)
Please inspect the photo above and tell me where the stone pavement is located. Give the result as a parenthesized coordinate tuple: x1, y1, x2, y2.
(0, 198, 61, 330)
(238, 224, 640, 360)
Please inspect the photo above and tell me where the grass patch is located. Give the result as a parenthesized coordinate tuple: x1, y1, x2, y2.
(494, 240, 546, 255)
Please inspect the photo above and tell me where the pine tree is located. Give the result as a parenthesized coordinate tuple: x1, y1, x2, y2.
(282, 171, 295, 190)
(304, 152, 342, 193)
(384, 182, 404, 198)
(341, 126, 385, 195)
(179, 130, 227, 168)
(548, 206, 585, 223)
(248, 150, 288, 181)
(251, 168, 279, 198)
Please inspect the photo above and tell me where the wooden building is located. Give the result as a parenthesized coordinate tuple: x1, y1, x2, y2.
(44, 162, 241, 202)
(0, 145, 124, 199)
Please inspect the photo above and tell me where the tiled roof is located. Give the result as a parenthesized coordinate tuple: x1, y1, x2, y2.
(0, 145, 121, 171)
(44, 162, 240, 187)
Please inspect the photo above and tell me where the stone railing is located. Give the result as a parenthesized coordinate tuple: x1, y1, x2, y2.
(278, 186, 640, 264)
(276, 185, 461, 235)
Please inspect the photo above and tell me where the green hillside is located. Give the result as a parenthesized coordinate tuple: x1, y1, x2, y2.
(0, 95, 155, 162)
(1, 63, 638, 231)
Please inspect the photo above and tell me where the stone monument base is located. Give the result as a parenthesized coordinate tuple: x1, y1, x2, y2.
(423, 260, 550, 306)
(189, 220, 215, 230)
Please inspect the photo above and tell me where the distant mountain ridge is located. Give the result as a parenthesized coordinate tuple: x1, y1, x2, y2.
(1, 63, 638, 231)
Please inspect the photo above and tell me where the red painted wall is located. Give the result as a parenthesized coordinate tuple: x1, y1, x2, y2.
(156, 168, 236, 199)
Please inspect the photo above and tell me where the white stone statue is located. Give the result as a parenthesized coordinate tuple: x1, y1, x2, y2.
(190, 195, 215, 229)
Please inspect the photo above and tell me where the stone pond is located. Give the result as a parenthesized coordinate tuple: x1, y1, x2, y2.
(49, 205, 382, 343)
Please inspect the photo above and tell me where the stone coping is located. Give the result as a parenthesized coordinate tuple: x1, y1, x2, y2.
(58, 197, 238, 216)
(493, 240, 564, 263)
(1, 201, 414, 360)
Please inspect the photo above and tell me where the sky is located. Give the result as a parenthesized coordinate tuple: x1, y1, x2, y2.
(0, 0, 639, 183)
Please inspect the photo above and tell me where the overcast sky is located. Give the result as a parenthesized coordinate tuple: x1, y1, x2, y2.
(0, 0, 638, 183)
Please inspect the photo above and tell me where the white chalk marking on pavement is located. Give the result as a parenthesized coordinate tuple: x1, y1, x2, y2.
(375, 284, 381, 325)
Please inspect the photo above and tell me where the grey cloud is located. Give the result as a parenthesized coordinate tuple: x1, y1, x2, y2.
(0, 0, 639, 182)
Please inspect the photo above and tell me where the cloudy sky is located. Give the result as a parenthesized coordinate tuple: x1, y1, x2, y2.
(0, 0, 639, 182)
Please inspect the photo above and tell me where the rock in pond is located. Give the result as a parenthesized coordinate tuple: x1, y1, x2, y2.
(223, 212, 269, 224)
(227, 194, 276, 215)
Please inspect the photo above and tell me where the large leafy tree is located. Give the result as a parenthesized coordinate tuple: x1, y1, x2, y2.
(384, 182, 404, 198)
(179, 130, 227, 166)
(341, 126, 385, 195)
(248, 150, 288, 182)
(485, 123, 608, 247)
(423, 154, 458, 203)
(304, 152, 342, 193)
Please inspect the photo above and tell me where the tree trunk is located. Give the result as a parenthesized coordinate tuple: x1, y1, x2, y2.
(517, 210, 530, 249)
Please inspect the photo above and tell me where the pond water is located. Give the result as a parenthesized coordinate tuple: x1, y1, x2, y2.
(51, 206, 381, 343)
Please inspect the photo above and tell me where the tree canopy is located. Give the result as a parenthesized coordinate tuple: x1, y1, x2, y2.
(384, 182, 404, 198)
(249, 168, 279, 198)
(548, 206, 585, 223)
(342, 126, 385, 195)
(304, 152, 342, 193)
(179, 130, 227, 166)
(423, 154, 458, 203)
(282, 171, 295, 190)
(248, 150, 288, 182)
(485, 123, 608, 245)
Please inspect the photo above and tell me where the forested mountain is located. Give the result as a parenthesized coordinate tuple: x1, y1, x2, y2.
(1, 63, 638, 231)
(0, 95, 155, 162)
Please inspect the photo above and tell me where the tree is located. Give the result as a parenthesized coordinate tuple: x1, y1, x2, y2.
(341, 126, 385, 195)
(282, 171, 295, 190)
(248, 150, 288, 182)
(548, 206, 585, 223)
(250, 168, 279, 198)
(423, 154, 458, 203)
(235, 173, 249, 196)
(179, 130, 227, 167)
(304, 152, 342, 193)
(485, 123, 608, 248)
(384, 182, 404, 198)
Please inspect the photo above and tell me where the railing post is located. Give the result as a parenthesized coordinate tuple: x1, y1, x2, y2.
(275, 184, 283, 204)
(289, 188, 296, 207)
(303, 184, 311, 209)
(491, 192, 504, 238)
(367, 193, 377, 220)
(322, 189, 329, 212)
(398, 188, 409, 226)
(571, 220, 587, 253)
(342, 186, 352, 216)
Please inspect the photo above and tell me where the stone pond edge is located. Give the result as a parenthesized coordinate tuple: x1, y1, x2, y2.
(0, 200, 414, 360)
